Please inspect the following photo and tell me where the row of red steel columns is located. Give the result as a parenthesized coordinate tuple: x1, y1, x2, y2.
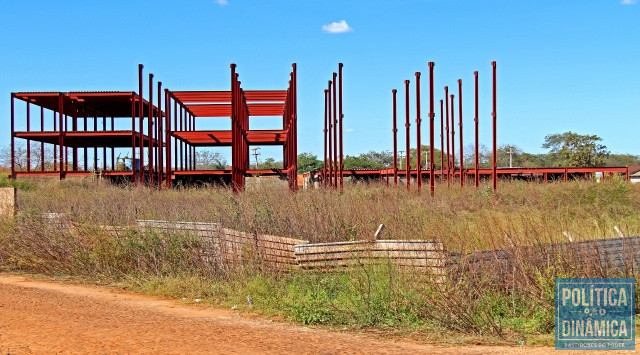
(323, 63, 344, 192)
(390, 61, 498, 195)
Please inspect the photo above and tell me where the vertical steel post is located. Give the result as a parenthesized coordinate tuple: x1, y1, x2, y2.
(93, 112, 97, 171)
(458, 79, 464, 187)
(415, 72, 422, 191)
(404, 79, 410, 190)
(492, 61, 497, 191)
(440, 99, 444, 182)
(444, 87, 449, 186)
(40, 106, 45, 172)
(392, 89, 398, 186)
(148, 73, 154, 186)
(450, 94, 455, 183)
(138, 64, 144, 185)
(157, 81, 163, 188)
(58, 93, 65, 180)
(102, 115, 107, 171)
(428, 62, 435, 196)
(338, 63, 344, 192)
(53, 111, 57, 172)
(131, 93, 136, 184)
(323, 89, 328, 187)
(26, 101, 31, 172)
(328, 80, 333, 188)
(474, 71, 479, 188)
(332, 72, 337, 189)
(165, 89, 172, 188)
(10, 94, 15, 178)
(111, 117, 114, 170)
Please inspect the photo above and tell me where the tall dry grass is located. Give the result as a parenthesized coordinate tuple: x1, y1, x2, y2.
(14, 177, 640, 252)
(1, 177, 639, 342)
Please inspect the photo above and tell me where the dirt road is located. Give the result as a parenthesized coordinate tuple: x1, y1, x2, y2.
(0, 274, 606, 354)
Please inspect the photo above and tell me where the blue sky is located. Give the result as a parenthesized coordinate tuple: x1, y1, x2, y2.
(1, 0, 638, 163)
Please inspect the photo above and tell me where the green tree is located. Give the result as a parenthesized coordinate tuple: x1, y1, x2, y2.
(196, 151, 227, 169)
(297, 152, 323, 173)
(258, 157, 282, 169)
(343, 150, 393, 170)
(542, 132, 609, 167)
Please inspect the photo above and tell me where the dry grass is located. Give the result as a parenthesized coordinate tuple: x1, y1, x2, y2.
(14, 177, 640, 252)
(1, 177, 639, 341)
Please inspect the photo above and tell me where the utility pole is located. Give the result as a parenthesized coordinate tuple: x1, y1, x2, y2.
(508, 147, 513, 168)
(251, 147, 261, 169)
(398, 150, 405, 169)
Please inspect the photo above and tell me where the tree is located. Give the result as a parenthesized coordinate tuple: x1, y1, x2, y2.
(258, 157, 282, 169)
(196, 151, 227, 170)
(343, 150, 393, 170)
(297, 152, 323, 173)
(542, 132, 609, 167)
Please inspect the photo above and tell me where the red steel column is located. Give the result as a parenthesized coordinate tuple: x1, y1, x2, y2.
(157, 81, 163, 188)
(58, 93, 65, 180)
(40, 106, 45, 172)
(404, 79, 410, 190)
(138, 64, 144, 184)
(323, 89, 328, 187)
(450, 94, 455, 183)
(165, 89, 172, 188)
(392, 89, 398, 186)
(474, 71, 479, 188)
(415, 72, 422, 191)
(338, 63, 344, 192)
(131, 93, 136, 185)
(148, 73, 154, 186)
(26, 101, 31, 172)
(328, 80, 333, 188)
(492, 61, 497, 191)
(444, 87, 449, 186)
(10, 94, 15, 178)
(428, 62, 435, 196)
(332, 72, 338, 189)
(458, 79, 464, 187)
(440, 99, 444, 182)
(53, 111, 57, 172)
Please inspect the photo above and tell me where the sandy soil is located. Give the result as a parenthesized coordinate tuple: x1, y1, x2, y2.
(0, 274, 631, 354)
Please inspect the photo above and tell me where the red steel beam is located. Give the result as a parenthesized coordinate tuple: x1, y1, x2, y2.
(157, 81, 163, 188)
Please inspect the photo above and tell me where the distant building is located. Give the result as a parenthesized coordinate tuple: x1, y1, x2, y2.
(630, 166, 640, 184)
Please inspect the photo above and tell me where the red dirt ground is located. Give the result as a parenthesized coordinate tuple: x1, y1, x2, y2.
(0, 274, 629, 354)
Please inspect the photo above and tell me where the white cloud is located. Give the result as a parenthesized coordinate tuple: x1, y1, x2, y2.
(346, 128, 355, 133)
(322, 20, 354, 34)
(621, 0, 636, 4)
(215, 0, 229, 6)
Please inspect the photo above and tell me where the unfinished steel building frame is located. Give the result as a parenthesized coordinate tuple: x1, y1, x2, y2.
(9, 63, 299, 192)
(10, 64, 162, 184)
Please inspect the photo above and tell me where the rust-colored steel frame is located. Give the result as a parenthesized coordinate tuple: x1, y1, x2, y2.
(322, 63, 344, 192)
(10, 65, 164, 186)
(165, 63, 298, 192)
